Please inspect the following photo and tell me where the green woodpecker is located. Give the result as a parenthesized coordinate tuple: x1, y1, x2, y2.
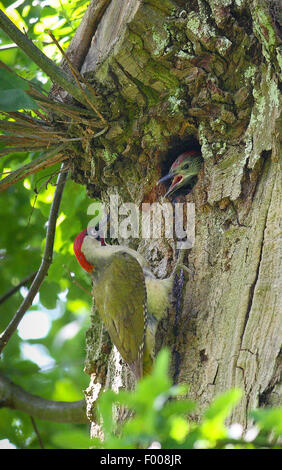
(73, 230, 184, 379)
(158, 149, 202, 197)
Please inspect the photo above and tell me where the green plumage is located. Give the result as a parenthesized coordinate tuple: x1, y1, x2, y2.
(81, 235, 183, 379)
(77, 149, 201, 379)
(93, 251, 146, 379)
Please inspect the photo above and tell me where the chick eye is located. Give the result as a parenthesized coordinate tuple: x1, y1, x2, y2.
(183, 163, 190, 169)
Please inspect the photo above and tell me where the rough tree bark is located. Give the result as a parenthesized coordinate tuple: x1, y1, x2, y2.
(62, 0, 281, 431)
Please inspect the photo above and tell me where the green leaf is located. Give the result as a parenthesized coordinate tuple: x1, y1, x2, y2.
(200, 389, 242, 442)
(52, 378, 83, 401)
(251, 408, 282, 436)
(162, 399, 195, 418)
(35, 200, 52, 218)
(0, 88, 38, 111)
(10, 359, 40, 375)
(0, 69, 38, 110)
(0, 68, 29, 90)
(40, 6, 57, 17)
(51, 430, 92, 449)
(152, 348, 170, 378)
(169, 416, 189, 443)
(0, 0, 94, 451)
(204, 389, 242, 420)
(47, 257, 66, 283)
(40, 281, 61, 309)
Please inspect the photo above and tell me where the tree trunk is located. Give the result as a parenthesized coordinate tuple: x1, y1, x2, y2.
(66, 0, 281, 431)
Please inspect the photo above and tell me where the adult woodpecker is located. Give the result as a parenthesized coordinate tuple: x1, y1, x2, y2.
(158, 149, 202, 197)
(73, 230, 180, 379)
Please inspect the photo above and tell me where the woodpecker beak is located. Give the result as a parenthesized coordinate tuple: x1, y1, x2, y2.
(157, 170, 184, 197)
(164, 175, 184, 197)
(157, 172, 174, 185)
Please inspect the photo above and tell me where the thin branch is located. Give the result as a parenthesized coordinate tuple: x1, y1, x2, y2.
(30, 416, 44, 449)
(0, 162, 68, 353)
(48, 30, 107, 125)
(0, 147, 49, 157)
(0, 120, 57, 133)
(58, 0, 111, 71)
(0, 10, 89, 107)
(0, 144, 67, 193)
(6, 111, 49, 126)
(63, 265, 92, 296)
(27, 166, 69, 226)
(0, 40, 55, 51)
(0, 272, 37, 307)
(0, 60, 49, 98)
(0, 372, 88, 424)
(26, 88, 100, 121)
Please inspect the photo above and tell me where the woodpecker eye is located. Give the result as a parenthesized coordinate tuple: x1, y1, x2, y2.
(183, 163, 190, 169)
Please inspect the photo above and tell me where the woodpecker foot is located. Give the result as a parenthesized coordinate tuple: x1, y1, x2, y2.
(177, 264, 193, 276)
(172, 250, 193, 279)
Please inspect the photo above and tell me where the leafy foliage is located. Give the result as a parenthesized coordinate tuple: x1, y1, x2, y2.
(92, 350, 282, 450)
(0, 1, 280, 452)
(0, 0, 92, 450)
(0, 68, 38, 111)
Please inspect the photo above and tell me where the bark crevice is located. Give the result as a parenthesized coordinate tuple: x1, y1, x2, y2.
(65, 0, 282, 429)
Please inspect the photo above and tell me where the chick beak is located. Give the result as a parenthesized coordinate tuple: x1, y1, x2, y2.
(157, 172, 174, 185)
(164, 174, 184, 197)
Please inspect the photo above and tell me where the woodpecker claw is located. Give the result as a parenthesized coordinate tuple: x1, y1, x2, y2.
(172, 250, 194, 279)
(176, 264, 194, 276)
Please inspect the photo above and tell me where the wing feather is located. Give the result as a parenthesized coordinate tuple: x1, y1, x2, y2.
(94, 251, 146, 378)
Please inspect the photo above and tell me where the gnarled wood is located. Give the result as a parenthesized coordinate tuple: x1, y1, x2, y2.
(62, 0, 281, 430)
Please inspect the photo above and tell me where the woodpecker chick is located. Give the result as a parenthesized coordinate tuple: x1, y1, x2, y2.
(158, 150, 202, 197)
(74, 231, 188, 379)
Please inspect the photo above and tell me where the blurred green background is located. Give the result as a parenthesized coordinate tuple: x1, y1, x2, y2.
(0, 0, 281, 450)
(0, 0, 95, 449)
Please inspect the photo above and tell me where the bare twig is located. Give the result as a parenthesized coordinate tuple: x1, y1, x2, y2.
(0, 372, 87, 424)
(0, 10, 89, 107)
(63, 265, 92, 296)
(6, 111, 49, 126)
(0, 144, 67, 193)
(0, 162, 68, 354)
(48, 30, 107, 125)
(58, 0, 111, 71)
(0, 147, 52, 157)
(30, 416, 45, 449)
(27, 174, 56, 227)
(0, 272, 37, 307)
(0, 120, 57, 133)
(26, 88, 100, 123)
(27, 165, 70, 227)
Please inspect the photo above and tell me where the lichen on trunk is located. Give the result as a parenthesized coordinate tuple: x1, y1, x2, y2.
(65, 0, 282, 429)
